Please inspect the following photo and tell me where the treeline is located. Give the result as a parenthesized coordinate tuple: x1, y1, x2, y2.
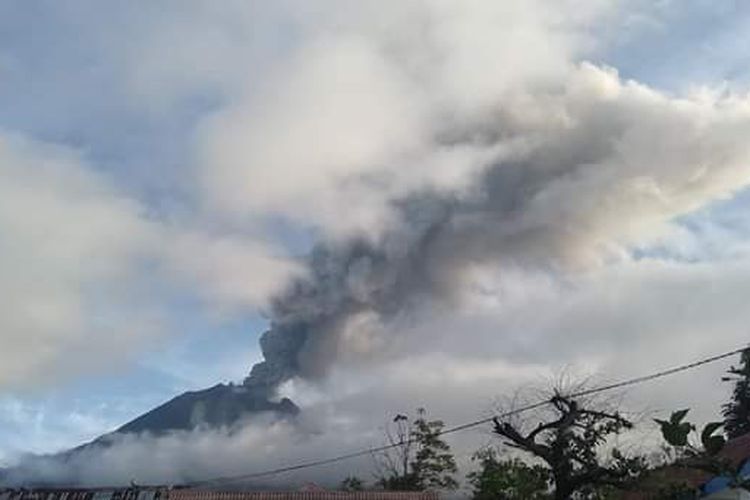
(339, 349, 750, 499)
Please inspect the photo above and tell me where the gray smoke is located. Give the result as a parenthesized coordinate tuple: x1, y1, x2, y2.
(244, 177, 570, 394)
(242, 64, 750, 397)
(244, 197, 452, 394)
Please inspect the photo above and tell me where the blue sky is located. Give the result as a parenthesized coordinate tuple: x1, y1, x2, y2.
(0, 300, 266, 461)
(605, 1, 750, 89)
(3, 0, 750, 483)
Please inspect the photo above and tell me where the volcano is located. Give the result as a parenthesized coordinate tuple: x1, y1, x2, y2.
(114, 383, 299, 435)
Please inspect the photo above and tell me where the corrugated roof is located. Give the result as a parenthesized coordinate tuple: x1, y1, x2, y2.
(719, 433, 750, 468)
(0, 489, 167, 500)
(168, 491, 438, 500)
(0, 490, 436, 500)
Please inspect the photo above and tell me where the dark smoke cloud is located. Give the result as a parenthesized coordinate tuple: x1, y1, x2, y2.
(245, 200, 451, 392)
(243, 64, 750, 397)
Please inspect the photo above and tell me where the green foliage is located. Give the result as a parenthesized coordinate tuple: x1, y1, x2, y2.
(723, 348, 750, 439)
(655, 409, 725, 457)
(656, 408, 733, 487)
(410, 408, 459, 490)
(467, 448, 550, 500)
(378, 473, 421, 491)
(340, 476, 365, 491)
(376, 408, 458, 491)
(671, 409, 690, 424)
(655, 409, 695, 447)
(701, 422, 726, 456)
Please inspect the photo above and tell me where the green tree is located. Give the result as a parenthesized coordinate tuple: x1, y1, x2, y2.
(654, 409, 734, 498)
(492, 392, 645, 500)
(411, 408, 459, 489)
(376, 408, 458, 491)
(340, 476, 365, 491)
(722, 348, 750, 439)
(656, 409, 729, 474)
(467, 447, 550, 500)
(656, 409, 726, 458)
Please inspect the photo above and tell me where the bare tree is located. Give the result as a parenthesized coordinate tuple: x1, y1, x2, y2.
(375, 413, 416, 489)
(492, 390, 645, 500)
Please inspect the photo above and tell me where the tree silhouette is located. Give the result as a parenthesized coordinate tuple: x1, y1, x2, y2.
(492, 392, 644, 500)
(722, 348, 750, 439)
(340, 476, 365, 491)
(375, 408, 458, 490)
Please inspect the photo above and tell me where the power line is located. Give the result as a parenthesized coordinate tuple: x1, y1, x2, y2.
(190, 344, 748, 486)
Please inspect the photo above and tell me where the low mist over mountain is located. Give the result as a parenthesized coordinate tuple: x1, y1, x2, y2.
(115, 384, 299, 435)
(0, 383, 299, 487)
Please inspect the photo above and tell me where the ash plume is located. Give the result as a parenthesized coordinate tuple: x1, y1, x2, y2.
(243, 63, 750, 397)
(244, 197, 453, 394)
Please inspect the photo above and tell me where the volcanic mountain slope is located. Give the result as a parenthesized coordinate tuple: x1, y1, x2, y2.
(114, 383, 299, 435)
(0, 383, 299, 487)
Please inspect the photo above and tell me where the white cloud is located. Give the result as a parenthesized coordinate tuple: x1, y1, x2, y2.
(196, 0, 615, 240)
(163, 230, 302, 315)
(0, 134, 298, 390)
(197, 35, 429, 237)
(0, 135, 159, 389)
(195, 2, 750, 261)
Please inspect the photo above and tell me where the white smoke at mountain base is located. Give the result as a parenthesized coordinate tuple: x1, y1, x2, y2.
(7, 247, 750, 487)
(0, 351, 576, 487)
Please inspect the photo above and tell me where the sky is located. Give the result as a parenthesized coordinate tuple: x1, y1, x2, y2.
(2, 0, 750, 488)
